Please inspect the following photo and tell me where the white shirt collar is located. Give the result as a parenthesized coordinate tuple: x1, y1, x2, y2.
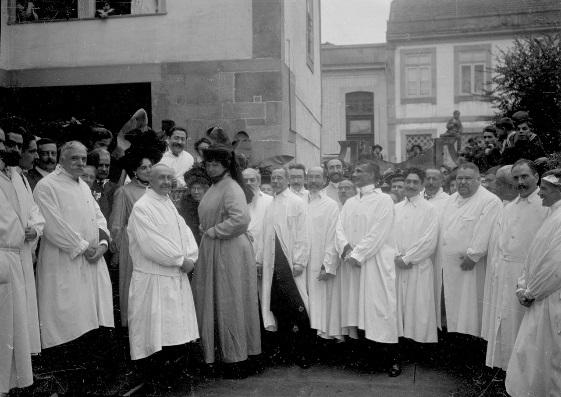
(515, 187, 540, 204)
(359, 184, 376, 197)
(35, 166, 51, 177)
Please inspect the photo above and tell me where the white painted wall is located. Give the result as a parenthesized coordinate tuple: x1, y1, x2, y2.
(394, 39, 514, 121)
(3, 0, 253, 70)
(283, 0, 322, 162)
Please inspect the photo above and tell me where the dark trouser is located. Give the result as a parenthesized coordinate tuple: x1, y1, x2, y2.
(269, 234, 313, 360)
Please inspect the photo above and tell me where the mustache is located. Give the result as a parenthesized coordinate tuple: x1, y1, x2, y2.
(517, 184, 528, 190)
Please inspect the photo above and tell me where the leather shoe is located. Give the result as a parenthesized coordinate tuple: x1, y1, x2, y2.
(388, 362, 402, 377)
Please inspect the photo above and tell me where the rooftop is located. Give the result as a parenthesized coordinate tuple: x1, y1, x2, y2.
(387, 0, 561, 41)
(321, 43, 387, 71)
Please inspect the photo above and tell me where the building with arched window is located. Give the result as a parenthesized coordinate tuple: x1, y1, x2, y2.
(320, 43, 389, 159)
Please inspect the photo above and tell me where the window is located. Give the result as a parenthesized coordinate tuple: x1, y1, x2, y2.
(9, 0, 166, 24)
(346, 92, 374, 145)
(400, 48, 436, 104)
(306, 0, 314, 71)
(454, 45, 491, 102)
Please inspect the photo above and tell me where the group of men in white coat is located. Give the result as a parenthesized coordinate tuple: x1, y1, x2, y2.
(1, 133, 200, 395)
(244, 157, 561, 393)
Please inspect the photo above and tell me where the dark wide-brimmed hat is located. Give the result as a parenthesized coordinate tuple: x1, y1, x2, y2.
(121, 145, 163, 177)
(202, 143, 235, 164)
(184, 164, 211, 187)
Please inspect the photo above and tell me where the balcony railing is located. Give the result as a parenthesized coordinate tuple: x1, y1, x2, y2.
(8, 0, 166, 24)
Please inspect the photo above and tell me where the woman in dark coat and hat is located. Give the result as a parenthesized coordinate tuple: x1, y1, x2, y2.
(191, 142, 261, 377)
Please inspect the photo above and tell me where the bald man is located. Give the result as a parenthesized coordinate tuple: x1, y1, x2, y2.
(127, 164, 199, 378)
(494, 165, 518, 203)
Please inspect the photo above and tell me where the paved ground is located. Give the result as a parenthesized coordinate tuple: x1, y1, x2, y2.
(182, 363, 462, 397)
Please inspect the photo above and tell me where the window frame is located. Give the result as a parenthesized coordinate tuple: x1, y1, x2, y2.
(345, 91, 375, 140)
(305, 0, 315, 72)
(454, 44, 492, 103)
(7, 0, 167, 25)
(400, 48, 437, 105)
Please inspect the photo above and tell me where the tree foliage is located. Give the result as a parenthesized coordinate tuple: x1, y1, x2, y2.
(491, 33, 561, 150)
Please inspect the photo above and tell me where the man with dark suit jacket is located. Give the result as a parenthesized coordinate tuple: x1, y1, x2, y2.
(88, 148, 118, 222)
(26, 138, 58, 191)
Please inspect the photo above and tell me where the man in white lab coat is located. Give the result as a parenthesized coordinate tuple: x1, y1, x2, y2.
(506, 168, 561, 397)
(127, 164, 199, 381)
(306, 167, 340, 339)
(259, 167, 311, 367)
(0, 128, 44, 395)
(336, 161, 400, 376)
(484, 160, 548, 372)
(435, 162, 501, 364)
(394, 168, 439, 347)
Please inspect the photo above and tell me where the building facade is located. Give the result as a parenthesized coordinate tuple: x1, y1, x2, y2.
(386, 0, 561, 161)
(320, 43, 389, 159)
(0, 0, 322, 167)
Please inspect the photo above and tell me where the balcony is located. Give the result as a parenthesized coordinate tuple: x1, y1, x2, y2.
(8, 0, 166, 24)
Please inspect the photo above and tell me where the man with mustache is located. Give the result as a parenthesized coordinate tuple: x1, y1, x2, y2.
(158, 126, 194, 188)
(394, 168, 439, 354)
(506, 168, 561, 397)
(33, 141, 115, 383)
(483, 160, 547, 374)
(423, 168, 449, 212)
(288, 163, 309, 200)
(259, 167, 311, 367)
(0, 127, 45, 395)
(305, 167, 341, 341)
(19, 132, 39, 175)
(337, 179, 357, 206)
(25, 137, 57, 191)
(435, 162, 501, 366)
(322, 158, 344, 207)
(88, 148, 118, 222)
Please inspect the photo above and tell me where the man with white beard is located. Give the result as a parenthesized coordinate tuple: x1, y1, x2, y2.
(336, 161, 400, 376)
(305, 167, 340, 339)
(435, 162, 501, 364)
(394, 168, 439, 347)
(322, 159, 344, 207)
(506, 168, 561, 397)
(484, 160, 547, 373)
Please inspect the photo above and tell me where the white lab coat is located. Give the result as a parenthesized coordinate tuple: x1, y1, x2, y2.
(0, 173, 34, 393)
(306, 192, 340, 338)
(394, 195, 438, 343)
(506, 200, 561, 397)
(336, 185, 398, 343)
(484, 189, 547, 370)
(33, 167, 114, 348)
(127, 189, 199, 360)
(259, 188, 309, 331)
(435, 187, 502, 336)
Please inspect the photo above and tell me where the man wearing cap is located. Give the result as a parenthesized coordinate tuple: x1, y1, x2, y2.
(484, 160, 548, 373)
(506, 168, 561, 397)
(495, 118, 515, 153)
